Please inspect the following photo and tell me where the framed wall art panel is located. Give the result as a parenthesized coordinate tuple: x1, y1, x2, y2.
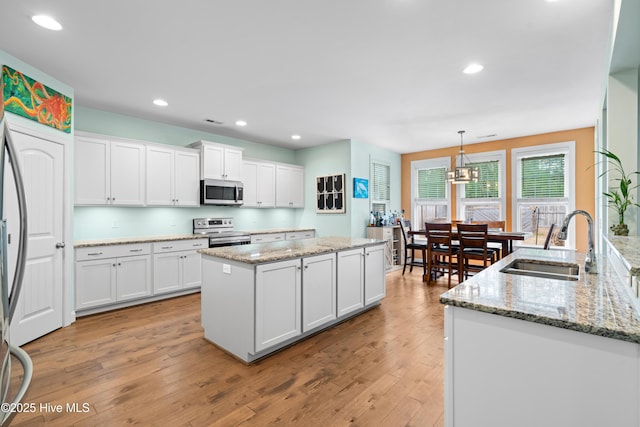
(316, 173, 345, 214)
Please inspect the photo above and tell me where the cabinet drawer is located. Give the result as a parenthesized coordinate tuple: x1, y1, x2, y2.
(153, 239, 209, 254)
(286, 230, 315, 240)
(251, 233, 285, 243)
(76, 243, 151, 261)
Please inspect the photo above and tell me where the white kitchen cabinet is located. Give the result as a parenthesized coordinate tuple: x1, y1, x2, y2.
(337, 248, 365, 317)
(366, 226, 403, 270)
(302, 253, 337, 332)
(153, 239, 208, 294)
(276, 164, 304, 208)
(75, 243, 152, 310)
(255, 259, 302, 352)
(285, 230, 315, 240)
(251, 233, 285, 244)
(444, 305, 640, 427)
(146, 145, 200, 206)
(75, 135, 145, 206)
(190, 140, 244, 181)
(364, 244, 386, 305)
(243, 160, 276, 207)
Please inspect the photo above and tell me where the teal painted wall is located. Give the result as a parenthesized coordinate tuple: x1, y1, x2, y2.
(294, 139, 401, 238)
(295, 140, 352, 237)
(349, 140, 402, 238)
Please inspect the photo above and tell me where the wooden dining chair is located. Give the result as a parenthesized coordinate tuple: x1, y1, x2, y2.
(398, 220, 428, 278)
(457, 223, 496, 281)
(543, 224, 556, 250)
(425, 222, 459, 288)
(470, 220, 505, 260)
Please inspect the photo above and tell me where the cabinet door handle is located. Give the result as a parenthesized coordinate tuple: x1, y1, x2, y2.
(161, 246, 173, 249)
(112, 263, 116, 267)
(193, 243, 202, 247)
(88, 252, 103, 256)
(55, 242, 66, 249)
(130, 249, 143, 252)
(304, 265, 308, 270)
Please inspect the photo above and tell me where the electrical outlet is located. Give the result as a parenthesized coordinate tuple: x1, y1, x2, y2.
(112, 219, 119, 228)
(223, 264, 231, 274)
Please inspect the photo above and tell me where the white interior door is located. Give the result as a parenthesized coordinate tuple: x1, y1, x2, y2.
(7, 129, 64, 346)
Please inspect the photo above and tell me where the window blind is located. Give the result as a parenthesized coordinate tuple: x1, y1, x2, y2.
(521, 154, 565, 198)
(417, 167, 446, 199)
(464, 160, 499, 198)
(372, 162, 390, 201)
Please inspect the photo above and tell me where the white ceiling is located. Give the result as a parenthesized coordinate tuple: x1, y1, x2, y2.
(0, 0, 615, 153)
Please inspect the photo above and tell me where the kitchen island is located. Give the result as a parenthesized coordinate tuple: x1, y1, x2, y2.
(440, 248, 640, 427)
(199, 237, 386, 363)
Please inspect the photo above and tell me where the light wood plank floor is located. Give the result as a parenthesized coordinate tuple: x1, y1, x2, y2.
(10, 268, 454, 426)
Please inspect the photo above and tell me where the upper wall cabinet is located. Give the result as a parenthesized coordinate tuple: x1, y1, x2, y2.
(146, 145, 200, 207)
(189, 141, 244, 181)
(276, 164, 304, 208)
(243, 160, 276, 208)
(75, 135, 145, 206)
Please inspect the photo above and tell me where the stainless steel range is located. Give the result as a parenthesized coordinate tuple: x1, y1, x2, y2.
(193, 217, 251, 247)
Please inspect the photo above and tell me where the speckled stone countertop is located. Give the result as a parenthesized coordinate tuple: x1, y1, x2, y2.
(440, 248, 640, 344)
(74, 234, 207, 248)
(199, 237, 383, 264)
(605, 235, 640, 277)
(242, 227, 316, 235)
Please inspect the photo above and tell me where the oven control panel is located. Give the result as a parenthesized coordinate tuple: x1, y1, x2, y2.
(193, 217, 234, 231)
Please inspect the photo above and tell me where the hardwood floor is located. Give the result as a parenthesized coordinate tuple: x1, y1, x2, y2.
(9, 269, 453, 426)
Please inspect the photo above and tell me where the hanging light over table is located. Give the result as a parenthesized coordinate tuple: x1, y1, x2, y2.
(446, 130, 479, 184)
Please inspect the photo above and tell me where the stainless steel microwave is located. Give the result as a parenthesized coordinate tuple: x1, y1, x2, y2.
(200, 179, 244, 206)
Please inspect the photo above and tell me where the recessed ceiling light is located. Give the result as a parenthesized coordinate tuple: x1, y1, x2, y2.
(291, 135, 301, 140)
(235, 120, 247, 126)
(463, 63, 484, 74)
(153, 99, 168, 107)
(32, 15, 62, 31)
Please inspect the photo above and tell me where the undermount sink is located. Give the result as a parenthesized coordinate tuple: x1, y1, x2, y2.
(500, 259, 580, 281)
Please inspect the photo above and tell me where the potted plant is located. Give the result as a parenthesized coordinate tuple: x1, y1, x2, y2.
(597, 148, 640, 236)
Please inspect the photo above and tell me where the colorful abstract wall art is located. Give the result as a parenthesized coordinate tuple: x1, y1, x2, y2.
(2, 65, 72, 133)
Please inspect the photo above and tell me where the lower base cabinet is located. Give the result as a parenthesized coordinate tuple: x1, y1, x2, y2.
(255, 259, 302, 352)
(337, 248, 365, 317)
(201, 242, 386, 363)
(364, 245, 386, 304)
(444, 305, 640, 427)
(75, 238, 207, 313)
(75, 243, 152, 310)
(302, 253, 337, 332)
(153, 239, 208, 294)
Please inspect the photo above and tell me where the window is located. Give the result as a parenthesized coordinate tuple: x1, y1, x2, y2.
(411, 157, 450, 227)
(512, 142, 575, 247)
(371, 160, 390, 215)
(457, 151, 506, 222)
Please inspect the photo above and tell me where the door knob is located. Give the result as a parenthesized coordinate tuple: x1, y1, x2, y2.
(55, 242, 66, 249)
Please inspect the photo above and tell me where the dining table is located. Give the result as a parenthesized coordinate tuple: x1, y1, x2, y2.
(408, 229, 527, 259)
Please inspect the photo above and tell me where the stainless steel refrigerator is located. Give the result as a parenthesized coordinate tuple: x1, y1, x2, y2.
(0, 120, 33, 425)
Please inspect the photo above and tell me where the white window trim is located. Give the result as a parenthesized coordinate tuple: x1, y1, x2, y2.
(370, 158, 391, 213)
(511, 141, 576, 248)
(456, 150, 507, 221)
(411, 157, 451, 222)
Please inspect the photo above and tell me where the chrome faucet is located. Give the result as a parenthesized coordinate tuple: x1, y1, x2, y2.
(557, 210, 597, 274)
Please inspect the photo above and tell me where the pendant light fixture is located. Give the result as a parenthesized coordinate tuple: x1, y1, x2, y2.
(446, 130, 479, 184)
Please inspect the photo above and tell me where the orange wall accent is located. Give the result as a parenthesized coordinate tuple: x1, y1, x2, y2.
(401, 127, 596, 252)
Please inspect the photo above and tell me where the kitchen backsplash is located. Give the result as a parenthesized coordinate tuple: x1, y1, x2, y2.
(73, 206, 298, 241)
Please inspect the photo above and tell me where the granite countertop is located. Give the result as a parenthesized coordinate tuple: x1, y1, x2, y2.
(242, 227, 316, 235)
(605, 235, 640, 276)
(74, 234, 207, 248)
(199, 236, 383, 264)
(440, 248, 640, 344)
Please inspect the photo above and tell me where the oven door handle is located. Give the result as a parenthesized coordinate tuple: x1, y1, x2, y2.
(234, 183, 239, 203)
